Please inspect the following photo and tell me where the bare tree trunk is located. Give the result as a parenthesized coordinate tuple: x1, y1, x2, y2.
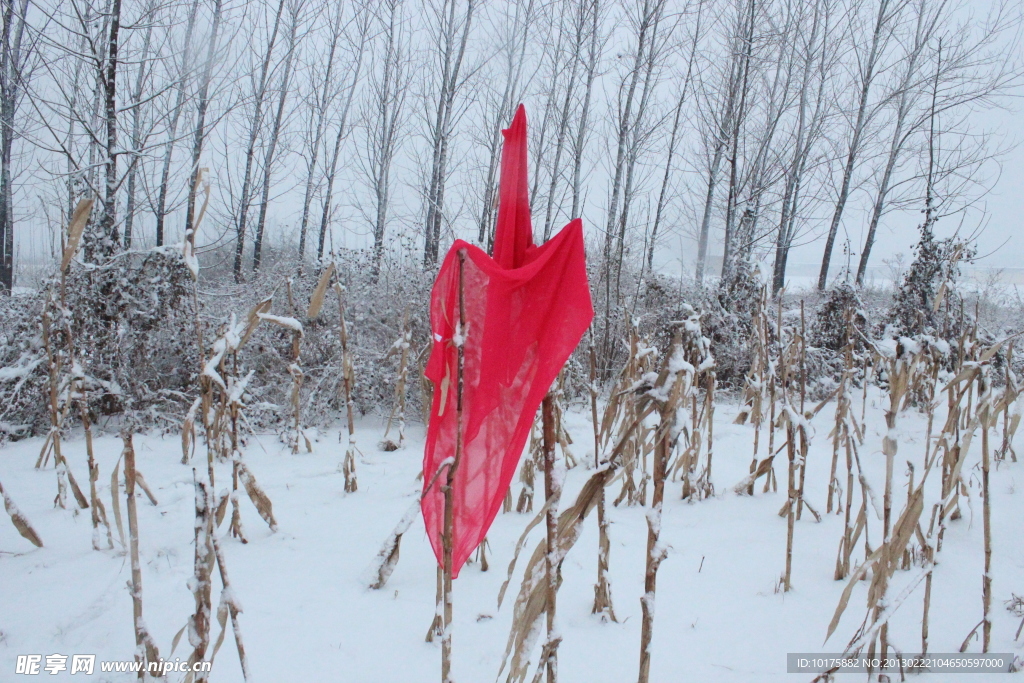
(183, 0, 224, 248)
(598, 0, 666, 372)
(123, 7, 155, 249)
(154, 0, 200, 247)
(772, 0, 830, 294)
(422, 0, 475, 268)
(612, 0, 668, 295)
(232, 0, 287, 281)
(297, 0, 345, 263)
(856, 2, 940, 285)
(540, 1, 578, 242)
(602, 0, 659, 263)
(94, 0, 124, 260)
(367, 0, 409, 279)
(317, 9, 369, 261)
(252, 1, 300, 273)
(570, 0, 600, 220)
(720, 0, 755, 280)
(694, 15, 744, 285)
(816, 0, 892, 290)
(646, 3, 702, 272)
(0, 0, 28, 292)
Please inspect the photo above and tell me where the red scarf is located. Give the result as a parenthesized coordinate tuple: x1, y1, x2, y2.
(421, 105, 593, 576)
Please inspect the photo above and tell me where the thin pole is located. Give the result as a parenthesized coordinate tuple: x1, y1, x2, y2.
(441, 250, 467, 683)
(542, 391, 559, 683)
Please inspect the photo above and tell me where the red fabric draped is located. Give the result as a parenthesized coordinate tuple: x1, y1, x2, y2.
(421, 105, 593, 577)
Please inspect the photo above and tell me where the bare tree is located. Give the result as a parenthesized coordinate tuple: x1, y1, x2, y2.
(315, 5, 369, 262)
(364, 0, 410, 278)
(646, 0, 703, 273)
(183, 0, 225, 244)
(474, 0, 537, 248)
(231, 0, 288, 280)
(772, 0, 835, 293)
(693, 0, 755, 283)
(0, 0, 30, 291)
(153, 0, 200, 247)
(570, 0, 602, 219)
(718, 0, 757, 280)
(815, 0, 901, 290)
(295, 0, 345, 263)
(251, 0, 302, 273)
(122, 0, 157, 249)
(421, 0, 475, 267)
(855, 0, 1019, 284)
(597, 0, 672, 369)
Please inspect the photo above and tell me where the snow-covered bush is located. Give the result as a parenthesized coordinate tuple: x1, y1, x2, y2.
(885, 221, 973, 339)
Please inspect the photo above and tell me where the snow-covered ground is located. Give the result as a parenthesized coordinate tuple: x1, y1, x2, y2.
(2, 389, 1022, 682)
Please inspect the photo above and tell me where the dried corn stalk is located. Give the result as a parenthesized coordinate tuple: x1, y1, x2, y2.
(122, 433, 162, 673)
(497, 320, 702, 683)
(995, 344, 1020, 462)
(639, 326, 698, 683)
(589, 342, 616, 621)
(497, 419, 647, 683)
(735, 279, 772, 495)
(259, 308, 308, 454)
(37, 295, 88, 511)
(0, 479, 43, 547)
(603, 322, 656, 507)
(186, 476, 215, 681)
(381, 308, 412, 451)
(201, 307, 278, 537)
(668, 305, 715, 502)
(776, 310, 803, 592)
(81, 391, 113, 550)
(824, 334, 991, 678)
(181, 477, 251, 683)
(334, 283, 358, 493)
(517, 423, 540, 513)
(832, 309, 868, 580)
(209, 533, 250, 680)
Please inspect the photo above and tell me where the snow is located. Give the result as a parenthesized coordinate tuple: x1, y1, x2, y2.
(256, 313, 304, 335)
(0, 353, 44, 382)
(1, 386, 1023, 682)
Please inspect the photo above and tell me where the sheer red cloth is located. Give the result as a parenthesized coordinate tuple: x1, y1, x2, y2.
(421, 105, 593, 577)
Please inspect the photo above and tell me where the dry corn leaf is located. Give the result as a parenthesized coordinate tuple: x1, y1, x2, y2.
(0, 479, 43, 547)
(369, 498, 421, 590)
(110, 454, 126, 548)
(237, 461, 277, 531)
(135, 470, 158, 506)
(60, 199, 94, 273)
(240, 298, 273, 347)
(932, 282, 947, 313)
(192, 168, 211, 231)
(215, 491, 229, 528)
(306, 263, 335, 319)
(826, 546, 883, 642)
(182, 397, 201, 463)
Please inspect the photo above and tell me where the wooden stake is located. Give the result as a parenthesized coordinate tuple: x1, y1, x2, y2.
(981, 381, 992, 653)
(638, 422, 668, 683)
(123, 433, 160, 678)
(335, 282, 358, 492)
(82, 388, 112, 550)
(441, 250, 467, 683)
(795, 302, 808, 521)
(542, 391, 560, 683)
(590, 343, 616, 621)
